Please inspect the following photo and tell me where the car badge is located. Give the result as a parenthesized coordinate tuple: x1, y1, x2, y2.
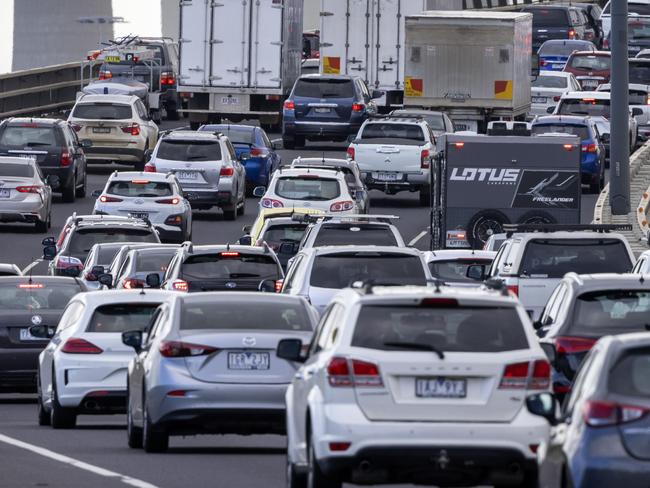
(31, 315, 42, 325)
(385, 157, 391, 163)
(302, 202, 311, 207)
(134, 199, 144, 205)
(185, 163, 191, 168)
(225, 281, 237, 289)
(242, 336, 256, 347)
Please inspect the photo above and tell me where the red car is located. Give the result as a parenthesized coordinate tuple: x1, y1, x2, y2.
(563, 50, 611, 90)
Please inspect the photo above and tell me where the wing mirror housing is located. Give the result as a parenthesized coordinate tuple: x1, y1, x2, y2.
(121, 330, 143, 353)
(28, 324, 55, 339)
(98, 273, 113, 288)
(526, 392, 560, 426)
(252, 186, 266, 197)
(276, 338, 306, 363)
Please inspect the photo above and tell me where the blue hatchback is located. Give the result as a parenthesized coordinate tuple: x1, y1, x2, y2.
(538, 39, 596, 71)
(531, 115, 605, 194)
(199, 124, 281, 193)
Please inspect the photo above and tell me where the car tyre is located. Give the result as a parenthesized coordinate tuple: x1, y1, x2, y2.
(283, 137, 295, 150)
(37, 372, 50, 426)
(238, 195, 246, 216)
(294, 136, 306, 148)
(61, 180, 76, 203)
(287, 458, 307, 488)
(307, 439, 341, 488)
(223, 202, 237, 221)
(518, 211, 557, 226)
(142, 399, 168, 453)
(126, 390, 143, 449)
(134, 143, 148, 171)
(76, 170, 87, 198)
(467, 210, 510, 249)
(50, 372, 76, 429)
(35, 213, 49, 233)
(419, 186, 431, 206)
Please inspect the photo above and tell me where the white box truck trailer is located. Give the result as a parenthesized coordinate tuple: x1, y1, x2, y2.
(178, 0, 303, 129)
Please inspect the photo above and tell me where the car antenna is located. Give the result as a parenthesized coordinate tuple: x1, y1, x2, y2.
(641, 275, 645, 284)
(322, 152, 325, 163)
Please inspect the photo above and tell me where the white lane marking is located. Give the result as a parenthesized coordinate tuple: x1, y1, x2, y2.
(0, 433, 159, 488)
(22, 259, 42, 275)
(408, 229, 429, 247)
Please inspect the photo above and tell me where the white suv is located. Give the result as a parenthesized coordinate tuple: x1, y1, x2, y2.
(277, 284, 551, 488)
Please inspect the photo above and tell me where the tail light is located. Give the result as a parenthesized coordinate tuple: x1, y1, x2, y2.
(583, 400, 650, 427)
(55, 256, 83, 270)
(275, 280, 283, 293)
(603, 38, 609, 50)
(144, 163, 156, 173)
(60, 151, 71, 167)
(346, 146, 355, 160)
(554, 336, 597, 355)
(250, 148, 265, 157)
(99, 195, 123, 203)
(171, 279, 189, 292)
(62, 338, 103, 354)
(568, 29, 576, 39)
(582, 143, 598, 153)
(70, 123, 82, 132)
(84, 272, 98, 282)
(120, 123, 140, 136)
(122, 278, 145, 289)
(164, 215, 183, 226)
(553, 96, 561, 102)
(499, 362, 529, 389)
(646, 95, 650, 106)
(160, 71, 175, 86)
(327, 357, 383, 387)
(507, 285, 519, 297)
(98, 69, 112, 80)
(156, 197, 180, 205)
(351, 103, 365, 112)
(330, 200, 354, 212)
(220, 252, 240, 257)
(261, 198, 284, 208)
(540, 59, 547, 67)
(420, 149, 430, 169)
(329, 442, 351, 451)
(159, 340, 218, 358)
(529, 359, 551, 390)
(220, 166, 234, 177)
(16, 186, 43, 193)
(283, 100, 295, 111)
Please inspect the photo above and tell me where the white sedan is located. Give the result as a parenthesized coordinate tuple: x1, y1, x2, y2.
(530, 71, 581, 118)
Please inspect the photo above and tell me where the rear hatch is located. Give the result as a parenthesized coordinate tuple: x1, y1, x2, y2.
(0, 175, 41, 204)
(70, 103, 135, 147)
(66, 227, 159, 262)
(292, 78, 354, 123)
(0, 123, 64, 170)
(526, 8, 573, 46)
(152, 138, 223, 189)
(102, 179, 176, 222)
(565, 54, 611, 88)
(353, 123, 427, 175)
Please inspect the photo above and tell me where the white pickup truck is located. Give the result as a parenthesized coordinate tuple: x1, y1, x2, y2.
(346, 117, 434, 206)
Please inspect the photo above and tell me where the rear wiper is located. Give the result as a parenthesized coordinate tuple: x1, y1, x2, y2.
(228, 273, 260, 278)
(186, 156, 208, 160)
(383, 341, 445, 359)
(24, 142, 51, 147)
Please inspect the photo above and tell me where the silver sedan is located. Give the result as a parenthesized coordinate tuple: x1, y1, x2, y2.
(0, 156, 52, 232)
(122, 292, 317, 452)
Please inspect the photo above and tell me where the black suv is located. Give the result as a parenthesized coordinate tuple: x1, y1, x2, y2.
(0, 118, 90, 202)
(520, 5, 589, 52)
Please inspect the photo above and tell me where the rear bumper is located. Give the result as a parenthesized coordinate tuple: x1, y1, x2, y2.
(241, 159, 269, 186)
(157, 408, 285, 435)
(56, 358, 130, 408)
(155, 225, 184, 243)
(0, 211, 43, 224)
(361, 171, 429, 192)
(85, 146, 144, 163)
(38, 166, 74, 189)
(183, 189, 231, 208)
(0, 346, 42, 391)
(283, 120, 361, 138)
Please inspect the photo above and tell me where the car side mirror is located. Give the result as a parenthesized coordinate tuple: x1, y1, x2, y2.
(546, 106, 555, 114)
(276, 338, 306, 363)
(238, 235, 252, 246)
(121, 330, 143, 352)
(45, 175, 60, 189)
(98, 273, 113, 288)
(91, 189, 102, 198)
(252, 186, 266, 197)
(347, 134, 357, 143)
(242, 225, 252, 234)
(601, 133, 610, 144)
(632, 107, 643, 117)
(258, 278, 278, 293)
(526, 392, 559, 426)
(42, 236, 56, 247)
(279, 242, 298, 255)
(465, 264, 486, 281)
(371, 90, 384, 99)
(80, 139, 93, 148)
(43, 245, 57, 261)
(144, 149, 153, 162)
(29, 324, 55, 339)
(90, 265, 104, 278)
(145, 273, 161, 288)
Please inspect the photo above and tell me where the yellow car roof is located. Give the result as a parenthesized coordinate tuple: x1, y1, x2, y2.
(250, 207, 324, 242)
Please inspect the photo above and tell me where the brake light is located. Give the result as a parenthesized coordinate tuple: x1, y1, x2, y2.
(220, 166, 234, 177)
(583, 400, 650, 427)
(329, 442, 351, 452)
(352, 359, 383, 387)
(261, 198, 284, 208)
(18, 283, 44, 289)
(122, 278, 145, 289)
(582, 98, 596, 103)
(283, 100, 295, 111)
(420, 298, 458, 307)
(420, 149, 430, 169)
(98, 69, 112, 80)
(60, 151, 71, 168)
(171, 279, 188, 292)
(120, 123, 140, 136)
(275, 279, 283, 293)
(646, 95, 650, 106)
(160, 71, 175, 86)
(84, 272, 98, 282)
(62, 338, 103, 354)
(540, 59, 547, 67)
(159, 340, 218, 358)
(507, 285, 519, 297)
(16, 186, 42, 193)
(330, 200, 354, 212)
(155, 197, 180, 205)
(144, 163, 156, 173)
(327, 357, 382, 387)
(529, 359, 551, 390)
(70, 123, 82, 132)
(555, 336, 596, 355)
(351, 103, 365, 112)
(568, 29, 576, 39)
(582, 143, 598, 153)
(165, 215, 183, 226)
(499, 362, 529, 389)
(250, 148, 264, 157)
(327, 357, 352, 386)
(553, 95, 561, 102)
(99, 195, 123, 203)
(454, 142, 464, 148)
(347, 146, 355, 160)
(131, 179, 149, 184)
(167, 390, 186, 397)
(55, 256, 83, 270)
(220, 252, 240, 257)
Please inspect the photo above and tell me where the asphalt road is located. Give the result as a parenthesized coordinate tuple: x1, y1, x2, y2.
(0, 125, 598, 488)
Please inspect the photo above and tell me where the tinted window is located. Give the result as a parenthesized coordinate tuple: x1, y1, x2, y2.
(532, 124, 590, 139)
(68, 229, 157, 254)
(0, 282, 80, 311)
(181, 300, 312, 331)
(532, 76, 568, 88)
(429, 259, 494, 283)
(312, 226, 399, 247)
(275, 177, 340, 200)
(609, 347, 650, 396)
(107, 180, 173, 197)
(351, 305, 528, 352)
(525, 8, 569, 27)
(0, 163, 34, 177)
(392, 111, 445, 130)
(310, 253, 426, 288)
(181, 253, 279, 280)
(539, 42, 590, 56)
(630, 90, 649, 105)
(0, 126, 58, 147)
(135, 251, 174, 273)
(72, 103, 133, 120)
(86, 303, 159, 333)
(156, 140, 221, 161)
(97, 246, 123, 265)
(360, 123, 425, 141)
(262, 224, 307, 246)
(520, 239, 632, 278)
(570, 290, 650, 337)
(200, 126, 255, 145)
(568, 55, 611, 71)
(107, 44, 165, 65)
(630, 4, 650, 16)
(0, 271, 19, 277)
(558, 99, 610, 118)
(629, 62, 650, 84)
(293, 78, 354, 98)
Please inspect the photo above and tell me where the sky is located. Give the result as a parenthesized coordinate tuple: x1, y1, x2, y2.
(0, 0, 162, 74)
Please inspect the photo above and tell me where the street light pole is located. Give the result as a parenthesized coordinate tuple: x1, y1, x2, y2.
(610, 0, 630, 215)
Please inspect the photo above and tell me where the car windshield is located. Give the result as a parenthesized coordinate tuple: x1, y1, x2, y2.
(520, 239, 632, 278)
(262, 224, 307, 246)
(429, 259, 494, 283)
(360, 123, 425, 142)
(0, 126, 58, 147)
(156, 140, 221, 161)
(0, 282, 80, 311)
(180, 300, 311, 331)
(181, 253, 279, 280)
(293, 78, 354, 98)
(0, 163, 34, 177)
(568, 55, 611, 71)
(609, 347, 650, 397)
(532, 76, 568, 88)
(526, 8, 569, 27)
(86, 303, 159, 333)
(135, 251, 174, 273)
(629, 62, 650, 84)
(392, 111, 445, 130)
(275, 177, 341, 201)
(310, 253, 426, 288)
(351, 305, 528, 352)
(540, 43, 589, 56)
(72, 103, 132, 120)
(531, 124, 590, 139)
(569, 290, 650, 337)
(68, 229, 158, 254)
(557, 98, 610, 118)
(313, 225, 399, 247)
(107, 180, 173, 197)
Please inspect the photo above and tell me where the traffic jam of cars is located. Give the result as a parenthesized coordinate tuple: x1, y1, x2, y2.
(2, 1, 650, 488)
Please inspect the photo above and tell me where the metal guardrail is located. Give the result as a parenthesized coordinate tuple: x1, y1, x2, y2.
(0, 61, 100, 119)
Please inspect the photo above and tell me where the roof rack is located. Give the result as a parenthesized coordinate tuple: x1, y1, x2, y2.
(291, 213, 400, 224)
(349, 279, 410, 294)
(368, 114, 425, 121)
(503, 223, 633, 237)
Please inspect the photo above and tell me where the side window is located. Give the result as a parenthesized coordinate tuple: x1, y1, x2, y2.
(563, 346, 604, 417)
(117, 255, 131, 280)
(309, 305, 335, 355)
(488, 241, 510, 277)
(541, 284, 566, 325)
(145, 309, 166, 345)
(312, 303, 344, 354)
(135, 101, 148, 120)
(57, 301, 85, 331)
(283, 255, 304, 293)
(260, 130, 272, 149)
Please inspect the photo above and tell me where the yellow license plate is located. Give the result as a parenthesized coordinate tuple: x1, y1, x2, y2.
(104, 55, 121, 63)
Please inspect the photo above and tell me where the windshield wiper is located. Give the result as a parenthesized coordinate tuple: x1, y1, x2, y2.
(383, 341, 445, 359)
(186, 156, 208, 160)
(24, 142, 51, 147)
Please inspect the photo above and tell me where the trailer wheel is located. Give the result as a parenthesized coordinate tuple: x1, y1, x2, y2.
(518, 211, 557, 226)
(467, 210, 510, 249)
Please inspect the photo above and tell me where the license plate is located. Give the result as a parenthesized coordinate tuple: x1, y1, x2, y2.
(228, 352, 270, 370)
(446, 240, 470, 248)
(129, 212, 149, 219)
(375, 172, 400, 182)
(221, 96, 240, 105)
(0, 189, 9, 199)
(416, 377, 467, 398)
(581, 80, 598, 88)
(92, 127, 111, 134)
(531, 97, 547, 104)
(176, 171, 198, 180)
(19, 328, 42, 341)
(314, 108, 330, 113)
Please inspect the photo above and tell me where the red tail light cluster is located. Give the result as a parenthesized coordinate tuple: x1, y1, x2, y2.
(159, 340, 217, 357)
(156, 197, 180, 205)
(351, 103, 365, 112)
(283, 100, 295, 111)
(583, 400, 650, 427)
(16, 186, 43, 193)
(99, 195, 123, 203)
(274, 280, 283, 293)
(554, 336, 596, 355)
(160, 71, 175, 86)
(122, 278, 145, 289)
(98, 69, 112, 80)
(62, 338, 103, 354)
(144, 163, 156, 173)
(60, 151, 71, 168)
(70, 123, 82, 133)
(330, 200, 354, 212)
(250, 148, 264, 157)
(507, 285, 519, 297)
(261, 198, 283, 208)
(120, 123, 140, 136)
(220, 166, 234, 177)
(327, 357, 383, 388)
(165, 215, 183, 226)
(499, 360, 550, 390)
(420, 149, 430, 169)
(171, 279, 188, 292)
(582, 143, 598, 153)
(346, 146, 355, 160)
(568, 29, 576, 39)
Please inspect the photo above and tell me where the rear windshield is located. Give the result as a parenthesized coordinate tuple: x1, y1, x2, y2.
(360, 123, 425, 142)
(293, 78, 354, 98)
(275, 177, 340, 201)
(156, 139, 221, 162)
(86, 304, 159, 333)
(532, 124, 590, 140)
(313, 225, 399, 247)
(351, 305, 528, 352)
(630, 90, 649, 105)
(558, 99, 610, 118)
(604, 3, 650, 16)
(392, 111, 445, 130)
(68, 228, 158, 254)
(72, 103, 133, 120)
(630, 62, 650, 84)
(609, 347, 650, 396)
(519, 239, 632, 278)
(213, 127, 255, 145)
(181, 253, 279, 280)
(0, 271, 19, 277)
(107, 180, 173, 197)
(0, 163, 34, 178)
(540, 43, 590, 56)
(568, 55, 611, 71)
(570, 290, 650, 337)
(0, 282, 80, 311)
(310, 253, 426, 288)
(262, 224, 307, 246)
(107, 44, 165, 65)
(532, 76, 568, 89)
(429, 259, 494, 283)
(180, 300, 312, 331)
(135, 251, 174, 273)
(525, 8, 569, 27)
(0, 126, 58, 147)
